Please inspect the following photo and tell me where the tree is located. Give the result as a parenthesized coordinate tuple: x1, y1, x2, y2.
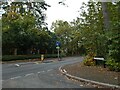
(2, 11, 36, 55)
(51, 20, 71, 55)
(2, 1, 52, 55)
(29, 2, 50, 29)
(77, 1, 107, 57)
(101, 2, 110, 30)
(0, 18, 2, 55)
(2, 1, 50, 29)
(51, 20, 84, 55)
(107, 2, 120, 62)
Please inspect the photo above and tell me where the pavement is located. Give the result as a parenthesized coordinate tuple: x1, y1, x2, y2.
(60, 62, 120, 89)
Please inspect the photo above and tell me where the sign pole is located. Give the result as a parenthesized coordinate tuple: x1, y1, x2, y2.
(56, 41, 61, 61)
(58, 48, 60, 60)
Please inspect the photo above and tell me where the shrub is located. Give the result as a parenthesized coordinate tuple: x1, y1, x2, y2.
(106, 58, 120, 72)
(2, 54, 66, 61)
(107, 22, 120, 62)
(83, 53, 96, 66)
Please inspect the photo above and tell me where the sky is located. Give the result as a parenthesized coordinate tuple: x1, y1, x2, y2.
(44, 0, 89, 29)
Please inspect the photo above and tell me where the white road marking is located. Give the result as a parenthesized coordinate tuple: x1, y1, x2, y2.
(37, 72, 41, 74)
(10, 76, 21, 80)
(25, 73, 34, 77)
(0, 80, 4, 82)
(80, 84, 83, 87)
(34, 62, 39, 64)
(47, 69, 53, 72)
(41, 71, 45, 73)
(37, 71, 46, 74)
(14, 64, 20, 67)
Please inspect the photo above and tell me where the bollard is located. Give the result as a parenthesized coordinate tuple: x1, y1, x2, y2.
(41, 54, 44, 61)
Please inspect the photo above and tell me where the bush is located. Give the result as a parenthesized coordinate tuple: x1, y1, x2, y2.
(83, 53, 96, 66)
(2, 55, 37, 61)
(106, 58, 120, 72)
(107, 22, 120, 62)
(2, 54, 66, 61)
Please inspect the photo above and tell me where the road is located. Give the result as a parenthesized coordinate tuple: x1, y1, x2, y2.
(2, 57, 84, 88)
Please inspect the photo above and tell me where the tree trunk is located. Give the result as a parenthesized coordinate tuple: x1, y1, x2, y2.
(14, 48, 17, 55)
(27, 49, 31, 54)
(45, 50, 47, 54)
(101, 2, 110, 30)
(37, 50, 40, 54)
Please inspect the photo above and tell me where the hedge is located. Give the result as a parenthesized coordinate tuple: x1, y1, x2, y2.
(2, 54, 66, 61)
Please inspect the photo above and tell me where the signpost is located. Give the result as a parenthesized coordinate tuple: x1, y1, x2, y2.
(56, 41, 60, 61)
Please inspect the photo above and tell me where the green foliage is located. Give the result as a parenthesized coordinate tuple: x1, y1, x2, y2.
(108, 32, 120, 62)
(2, 2, 56, 55)
(106, 58, 120, 72)
(31, 2, 50, 29)
(2, 54, 66, 61)
(83, 52, 96, 66)
(2, 2, 50, 29)
(2, 55, 40, 61)
(51, 20, 73, 55)
(2, 13, 36, 55)
(78, 1, 107, 57)
(78, 1, 120, 71)
(51, 20, 86, 55)
(107, 13, 120, 62)
(2, 0, 120, 71)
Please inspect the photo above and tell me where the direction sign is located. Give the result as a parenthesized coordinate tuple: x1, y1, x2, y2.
(56, 46, 60, 49)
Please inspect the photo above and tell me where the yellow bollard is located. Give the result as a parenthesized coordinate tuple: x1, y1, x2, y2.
(41, 54, 44, 61)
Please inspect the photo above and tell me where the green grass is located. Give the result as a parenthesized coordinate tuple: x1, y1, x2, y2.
(2, 54, 66, 61)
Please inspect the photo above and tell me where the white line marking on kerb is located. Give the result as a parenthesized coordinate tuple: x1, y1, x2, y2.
(10, 76, 21, 80)
(63, 69, 67, 73)
(25, 73, 34, 77)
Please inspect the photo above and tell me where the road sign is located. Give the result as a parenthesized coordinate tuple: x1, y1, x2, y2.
(56, 46, 60, 49)
(56, 41, 60, 46)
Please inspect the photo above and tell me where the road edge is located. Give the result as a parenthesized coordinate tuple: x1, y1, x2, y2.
(59, 66, 120, 89)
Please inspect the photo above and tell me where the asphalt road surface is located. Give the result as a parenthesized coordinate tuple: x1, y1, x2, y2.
(2, 57, 84, 88)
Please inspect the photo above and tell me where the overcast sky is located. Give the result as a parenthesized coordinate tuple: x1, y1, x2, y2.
(44, 0, 89, 29)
